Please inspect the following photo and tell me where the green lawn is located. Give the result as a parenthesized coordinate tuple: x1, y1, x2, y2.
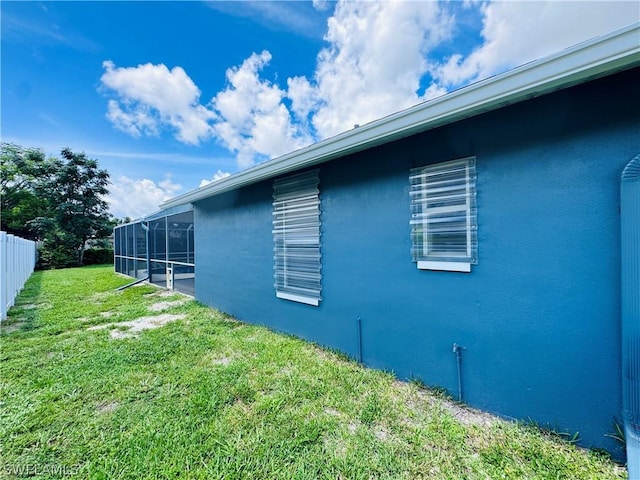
(0, 266, 627, 479)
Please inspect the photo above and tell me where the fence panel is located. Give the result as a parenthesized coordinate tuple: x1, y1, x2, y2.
(0, 232, 37, 321)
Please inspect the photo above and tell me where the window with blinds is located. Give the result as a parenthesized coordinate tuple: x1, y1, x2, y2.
(272, 169, 322, 306)
(410, 157, 477, 272)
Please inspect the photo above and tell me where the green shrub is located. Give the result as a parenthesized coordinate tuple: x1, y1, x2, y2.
(37, 243, 78, 270)
(83, 248, 114, 266)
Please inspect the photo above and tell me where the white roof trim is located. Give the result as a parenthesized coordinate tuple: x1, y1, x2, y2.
(161, 23, 640, 210)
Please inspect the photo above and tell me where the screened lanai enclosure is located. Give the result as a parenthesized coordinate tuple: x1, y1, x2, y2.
(113, 208, 195, 296)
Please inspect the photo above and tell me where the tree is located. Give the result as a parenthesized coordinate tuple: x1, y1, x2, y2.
(114, 216, 133, 225)
(0, 144, 51, 239)
(33, 148, 112, 266)
(1, 143, 114, 268)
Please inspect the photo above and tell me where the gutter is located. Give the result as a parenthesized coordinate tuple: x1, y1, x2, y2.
(161, 23, 640, 210)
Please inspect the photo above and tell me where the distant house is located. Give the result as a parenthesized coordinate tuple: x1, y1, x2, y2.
(115, 24, 640, 460)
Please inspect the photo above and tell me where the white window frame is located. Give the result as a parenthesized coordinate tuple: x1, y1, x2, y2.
(410, 157, 477, 272)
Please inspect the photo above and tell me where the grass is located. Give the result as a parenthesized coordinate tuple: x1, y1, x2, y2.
(0, 265, 628, 479)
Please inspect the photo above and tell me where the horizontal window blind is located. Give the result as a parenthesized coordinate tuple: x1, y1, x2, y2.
(273, 169, 322, 305)
(410, 157, 477, 264)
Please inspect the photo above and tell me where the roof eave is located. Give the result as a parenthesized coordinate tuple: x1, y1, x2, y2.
(161, 23, 640, 210)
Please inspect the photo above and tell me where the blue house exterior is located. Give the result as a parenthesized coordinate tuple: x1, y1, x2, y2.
(144, 25, 640, 459)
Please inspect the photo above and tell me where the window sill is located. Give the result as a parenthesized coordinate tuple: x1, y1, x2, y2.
(417, 260, 471, 273)
(276, 291, 320, 306)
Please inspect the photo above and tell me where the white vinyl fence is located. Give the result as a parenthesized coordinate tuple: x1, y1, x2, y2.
(1, 232, 37, 321)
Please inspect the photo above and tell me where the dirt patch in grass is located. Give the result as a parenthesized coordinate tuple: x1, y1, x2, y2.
(19, 303, 39, 310)
(410, 386, 497, 427)
(212, 356, 233, 366)
(88, 314, 186, 339)
(1, 320, 27, 334)
(439, 400, 497, 427)
(200, 351, 237, 366)
(374, 426, 390, 441)
(14, 302, 51, 311)
(145, 289, 181, 298)
(110, 330, 137, 339)
(99, 311, 115, 318)
(148, 300, 188, 312)
(324, 408, 341, 417)
(90, 291, 114, 301)
(96, 401, 119, 414)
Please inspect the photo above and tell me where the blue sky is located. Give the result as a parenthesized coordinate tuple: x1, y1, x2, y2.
(2, 1, 637, 219)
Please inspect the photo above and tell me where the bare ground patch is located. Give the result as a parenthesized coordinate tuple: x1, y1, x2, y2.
(148, 299, 188, 312)
(88, 314, 186, 339)
(200, 351, 237, 367)
(211, 356, 233, 366)
(439, 399, 497, 427)
(145, 289, 182, 298)
(18, 303, 39, 310)
(1, 319, 27, 334)
(374, 426, 390, 441)
(14, 302, 51, 311)
(408, 384, 497, 427)
(77, 312, 113, 323)
(396, 380, 498, 431)
(96, 401, 119, 414)
(90, 291, 115, 301)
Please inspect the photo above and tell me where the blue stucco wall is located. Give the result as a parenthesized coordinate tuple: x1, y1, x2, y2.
(194, 67, 640, 456)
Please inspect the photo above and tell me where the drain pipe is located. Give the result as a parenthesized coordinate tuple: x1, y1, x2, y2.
(357, 316, 363, 363)
(453, 343, 465, 402)
(621, 154, 640, 477)
(115, 276, 149, 291)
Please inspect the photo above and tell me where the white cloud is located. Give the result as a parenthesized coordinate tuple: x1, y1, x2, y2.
(287, 76, 320, 124)
(199, 170, 232, 187)
(106, 99, 158, 138)
(312, 0, 331, 12)
(431, 1, 639, 87)
(108, 175, 182, 219)
(307, 1, 454, 138)
(100, 61, 215, 145)
(211, 51, 313, 168)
